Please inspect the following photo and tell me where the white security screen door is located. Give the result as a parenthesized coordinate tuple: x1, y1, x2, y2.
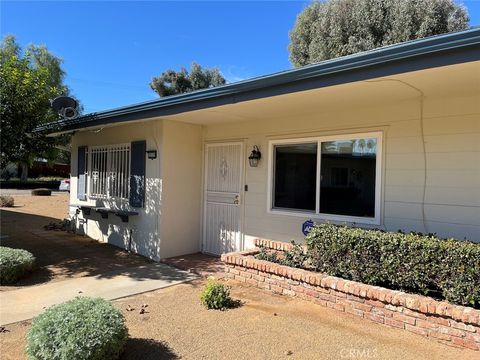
(203, 143, 244, 255)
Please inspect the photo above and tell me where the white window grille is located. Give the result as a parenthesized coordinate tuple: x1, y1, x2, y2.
(88, 144, 130, 200)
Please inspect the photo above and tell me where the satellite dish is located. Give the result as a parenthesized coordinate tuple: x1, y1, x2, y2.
(51, 96, 78, 119)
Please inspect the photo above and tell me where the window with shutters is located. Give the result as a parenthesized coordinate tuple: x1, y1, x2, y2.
(87, 144, 131, 200)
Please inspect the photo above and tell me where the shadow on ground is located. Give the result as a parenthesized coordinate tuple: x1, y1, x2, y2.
(1, 210, 154, 289)
(122, 338, 179, 360)
(161, 253, 224, 278)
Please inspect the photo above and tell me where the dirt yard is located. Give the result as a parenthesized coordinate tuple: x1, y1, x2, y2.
(0, 193, 151, 290)
(1, 278, 477, 360)
(1, 194, 478, 359)
(0, 191, 69, 220)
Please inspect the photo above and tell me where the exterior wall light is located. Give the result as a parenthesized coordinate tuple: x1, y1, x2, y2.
(146, 150, 157, 160)
(248, 145, 261, 167)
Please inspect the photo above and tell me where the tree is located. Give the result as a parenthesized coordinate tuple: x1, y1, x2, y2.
(150, 62, 226, 97)
(289, 0, 469, 67)
(0, 35, 73, 181)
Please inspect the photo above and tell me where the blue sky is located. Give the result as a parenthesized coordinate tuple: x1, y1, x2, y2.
(1, 1, 479, 113)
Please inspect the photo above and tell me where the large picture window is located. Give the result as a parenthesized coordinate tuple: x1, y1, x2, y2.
(270, 132, 382, 224)
(273, 143, 317, 211)
(88, 144, 131, 200)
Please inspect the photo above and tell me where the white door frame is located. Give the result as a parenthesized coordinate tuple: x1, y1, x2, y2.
(202, 141, 245, 255)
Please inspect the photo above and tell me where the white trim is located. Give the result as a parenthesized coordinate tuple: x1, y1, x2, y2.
(267, 131, 383, 225)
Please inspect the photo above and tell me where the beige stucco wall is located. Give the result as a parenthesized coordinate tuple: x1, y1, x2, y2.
(69, 62, 479, 259)
(158, 120, 203, 258)
(70, 119, 203, 260)
(202, 91, 480, 244)
(70, 120, 163, 260)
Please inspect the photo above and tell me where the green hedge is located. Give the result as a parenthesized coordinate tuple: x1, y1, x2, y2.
(0, 247, 35, 284)
(31, 188, 52, 196)
(305, 224, 480, 308)
(26, 297, 128, 360)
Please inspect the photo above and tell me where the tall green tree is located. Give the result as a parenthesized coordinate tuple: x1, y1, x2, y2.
(289, 0, 469, 67)
(0, 35, 73, 181)
(150, 62, 226, 97)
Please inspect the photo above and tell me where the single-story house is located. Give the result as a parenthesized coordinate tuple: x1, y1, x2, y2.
(39, 29, 480, 261)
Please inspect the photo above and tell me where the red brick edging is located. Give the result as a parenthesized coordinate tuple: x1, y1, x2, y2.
(221, 240, 480, 351)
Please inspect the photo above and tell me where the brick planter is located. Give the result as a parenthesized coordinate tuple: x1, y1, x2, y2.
(221, 240, 480, 351)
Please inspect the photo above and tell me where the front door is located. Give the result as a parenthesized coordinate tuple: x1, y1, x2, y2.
(203, 142, 244, 255)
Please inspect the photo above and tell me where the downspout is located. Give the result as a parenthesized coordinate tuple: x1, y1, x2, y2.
(364, 79, 428, 234)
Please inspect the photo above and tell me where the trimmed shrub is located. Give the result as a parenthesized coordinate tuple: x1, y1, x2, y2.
(0, 246, 35, 284)
(0, 195, 14, 207)
(26, 297, 128, 360)
(256, 246, 281, 263)
(256, 241, 307, 269)
(305, 224, 480, 308)
(31, 188, 52, 196)
(44, 219, 72, 232)
(200, 279, 236, 310)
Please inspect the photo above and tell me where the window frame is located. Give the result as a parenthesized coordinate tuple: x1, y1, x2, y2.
(267, 131, 383, 225)
(86, 143, 131, 201)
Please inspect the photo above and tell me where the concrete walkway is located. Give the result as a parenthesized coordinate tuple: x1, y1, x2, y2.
(0, 263, 197, 325)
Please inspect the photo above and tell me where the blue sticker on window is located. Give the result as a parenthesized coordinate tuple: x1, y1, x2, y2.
(302, 219, 314, 236)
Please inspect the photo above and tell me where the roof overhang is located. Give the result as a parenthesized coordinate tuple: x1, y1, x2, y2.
(38, 28, 480, 136)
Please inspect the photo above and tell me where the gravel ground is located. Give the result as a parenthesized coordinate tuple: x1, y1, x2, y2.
(0, 192, 69, 219)
(1, 278, 477, 360)
(1, 193, 478, 359)
(0, 189, 67, 196)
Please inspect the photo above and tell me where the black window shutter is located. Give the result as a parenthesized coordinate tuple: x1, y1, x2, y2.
(129, 140, 146, 208)
(77, 146, 87, 200)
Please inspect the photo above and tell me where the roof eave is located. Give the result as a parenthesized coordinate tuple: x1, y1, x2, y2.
(37, 28, 480, 135)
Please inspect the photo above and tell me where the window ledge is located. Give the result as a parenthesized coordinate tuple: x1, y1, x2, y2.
(267, 208, 380, 226)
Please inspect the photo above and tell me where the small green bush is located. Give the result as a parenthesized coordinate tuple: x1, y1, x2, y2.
(31, 188, 51, 196)
(0, 195, 14, 207)
(305, 224, 480, 308)
(26, 297, 128, 360)
(200, 279, 236, 310)
(256, 246, 280, 263)
(44, 218, 72, 232)
(256, 241, 307, 269)
(0, 246, 35, 284)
